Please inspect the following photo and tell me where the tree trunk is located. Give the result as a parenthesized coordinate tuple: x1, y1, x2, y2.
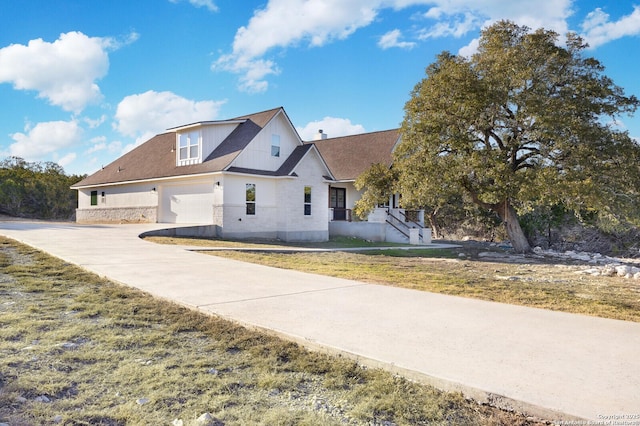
(466, 190, 532, 253)
(428, 207, 441, 240)
(494, 200, 531, 253)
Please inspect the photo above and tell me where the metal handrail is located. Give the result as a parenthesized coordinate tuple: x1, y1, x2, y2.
(388, 210, 427, 243)
(397, 210, 425, 241)
(385, 218, 409, 238)
(331, 208, 352, 222)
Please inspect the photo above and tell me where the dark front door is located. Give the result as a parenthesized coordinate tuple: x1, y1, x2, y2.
(330, 187, 346, 220)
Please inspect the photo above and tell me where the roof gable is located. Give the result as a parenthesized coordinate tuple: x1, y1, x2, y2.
(230, 107, 283, 129)
(312, 129, 400, 181)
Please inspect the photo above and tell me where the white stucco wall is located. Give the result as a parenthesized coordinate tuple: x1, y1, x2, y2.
(276, 150, 329, 241)
(77, 183, 158, 209)
(216, 150, 329, 241)
(217, 174, 279, 238)
(76, 182, 158, 223)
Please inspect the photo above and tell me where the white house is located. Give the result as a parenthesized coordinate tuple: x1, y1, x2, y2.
(71, 107, 430, 243)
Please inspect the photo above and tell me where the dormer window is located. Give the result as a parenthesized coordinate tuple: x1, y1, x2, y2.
(178, 130, 200, 162)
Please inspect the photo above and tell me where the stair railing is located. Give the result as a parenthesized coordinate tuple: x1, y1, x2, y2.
(397, 210, 426, 242)
(386, 210, 411, 239)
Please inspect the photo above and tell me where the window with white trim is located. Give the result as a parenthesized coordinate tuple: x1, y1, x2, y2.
(246, 183, 256, 215)
(304, 186, 311, 215)
(179, 131, 200, 161)
(271, 134, 280, 157)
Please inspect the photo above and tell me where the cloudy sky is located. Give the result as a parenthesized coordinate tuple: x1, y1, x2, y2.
(1, 0, 638, 175)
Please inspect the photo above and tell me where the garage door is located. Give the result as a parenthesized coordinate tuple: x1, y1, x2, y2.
(159, 182, 213, 223)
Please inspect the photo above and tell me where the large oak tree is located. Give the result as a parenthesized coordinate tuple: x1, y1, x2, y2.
(394, 21, 640, 252)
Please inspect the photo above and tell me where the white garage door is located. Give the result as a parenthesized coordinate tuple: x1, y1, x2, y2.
(159, 182, 213, 223)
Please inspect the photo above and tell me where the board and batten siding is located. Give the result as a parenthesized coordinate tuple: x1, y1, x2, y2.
(201, 123, 238, 159)
(231, 113, 300, 172)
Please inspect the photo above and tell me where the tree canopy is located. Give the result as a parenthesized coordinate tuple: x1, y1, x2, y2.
(392, 20, 640, 252)
(0, 157, 85, 219)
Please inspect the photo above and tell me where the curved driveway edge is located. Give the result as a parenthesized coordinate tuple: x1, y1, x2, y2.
(1, 221, 639, 422)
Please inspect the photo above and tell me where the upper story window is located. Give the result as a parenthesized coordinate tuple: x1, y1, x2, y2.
(179, 131, 200, 161)
(246, 183, 256, 215)
(271, 134, 280, 157)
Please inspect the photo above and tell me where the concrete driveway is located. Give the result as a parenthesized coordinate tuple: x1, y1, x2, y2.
(1, 220, 639, 422)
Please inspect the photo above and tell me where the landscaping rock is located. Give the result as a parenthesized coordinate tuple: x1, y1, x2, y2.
(513, 245, 640, 280)
(194, 412, 224, 425)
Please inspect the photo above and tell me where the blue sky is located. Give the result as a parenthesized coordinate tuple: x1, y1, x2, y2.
(1, 0, 639, 176)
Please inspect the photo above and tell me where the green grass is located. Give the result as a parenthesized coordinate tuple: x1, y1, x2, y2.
(0, 237, 542, 425)
(143, 235, 418, 250)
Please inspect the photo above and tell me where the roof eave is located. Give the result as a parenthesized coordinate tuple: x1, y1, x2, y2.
(71, 171, 225, 190)
(167, 120, 247, 132)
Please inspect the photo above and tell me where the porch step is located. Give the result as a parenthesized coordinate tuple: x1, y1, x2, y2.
(385, 224, 410, 244)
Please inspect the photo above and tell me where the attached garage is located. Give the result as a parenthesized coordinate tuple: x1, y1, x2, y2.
(159, 181, 214, 223)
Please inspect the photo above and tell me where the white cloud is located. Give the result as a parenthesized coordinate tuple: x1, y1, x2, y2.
(580, 6, 640, 49)
(169, 0, 218, 12)
(417, 0, 572, 35)
(458, 37, 479, 58)
(214, 0, 579, 92)
(9, 120, 83, 160)
(214, 0, 382, 93)
(297, 117, 365, 141)
(417, 11, 481, 39)
(411, 0, 573, 56)
(378, 29, 416, 49)
(114, 90, 226, 150)
(87, 142, 107, 154)
(83, 115, 107, 129)
(56, 152, 77, 168)
(0, 32, 129, 113)
(86, 136, 123, 155)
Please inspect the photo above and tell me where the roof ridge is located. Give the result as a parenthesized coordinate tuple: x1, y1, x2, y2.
(230, 106, 283, 121)
(307, 128, 399, 143)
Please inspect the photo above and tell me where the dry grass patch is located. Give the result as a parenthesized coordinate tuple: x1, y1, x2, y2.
(0, 237, 544, 425)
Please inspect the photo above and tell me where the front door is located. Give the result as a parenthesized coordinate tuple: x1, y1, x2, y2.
(330, 187, 346, 220)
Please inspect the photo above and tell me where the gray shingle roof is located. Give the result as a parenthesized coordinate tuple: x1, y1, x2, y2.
(72, 107, 283, 188)
(311, 129, 400, 181)
(71, 107, 399, 189)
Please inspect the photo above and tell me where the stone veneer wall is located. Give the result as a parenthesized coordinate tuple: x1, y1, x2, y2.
(76, 206, 157, 224)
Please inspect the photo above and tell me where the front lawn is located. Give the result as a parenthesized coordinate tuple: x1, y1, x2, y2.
(0, 237, 542, 425)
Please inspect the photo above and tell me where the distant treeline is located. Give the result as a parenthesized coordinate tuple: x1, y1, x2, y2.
(0, 157, 86, 220)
